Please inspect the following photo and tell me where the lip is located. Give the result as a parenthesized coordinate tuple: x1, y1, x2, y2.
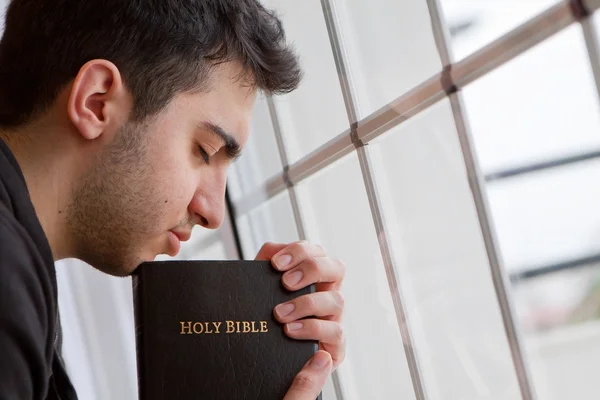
(170, 230, 192, 242)
(167, 231, 182, 257)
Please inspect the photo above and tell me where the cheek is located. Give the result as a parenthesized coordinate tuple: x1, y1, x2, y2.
(155, 166, 197, 221)
(144, 134, 198, 224)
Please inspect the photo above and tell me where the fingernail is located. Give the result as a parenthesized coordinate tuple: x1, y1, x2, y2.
(275, 303, 295, 318)
(275, 254, 292, 269)
(284, 270, 303, 287)
(310, 352, 330, 369)
(287, 322, 303, 331)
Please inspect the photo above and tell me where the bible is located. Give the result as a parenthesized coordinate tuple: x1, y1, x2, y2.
(132, 260, 322, 400)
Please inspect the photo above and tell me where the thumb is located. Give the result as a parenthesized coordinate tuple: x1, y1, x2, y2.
(283, 351, 332, 400)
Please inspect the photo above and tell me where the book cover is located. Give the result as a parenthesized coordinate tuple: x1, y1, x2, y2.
(132, 260, 322, 400)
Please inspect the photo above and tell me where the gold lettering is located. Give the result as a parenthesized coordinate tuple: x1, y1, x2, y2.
(181, 321, 270, 334)
(180, 321, 193, 335)
(226, 320, 235, 333)
(242, 321, 251, 333)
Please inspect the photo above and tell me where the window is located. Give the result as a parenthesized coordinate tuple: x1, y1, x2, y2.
(230, 0, 600, 399)
(57, 0, 600, 398)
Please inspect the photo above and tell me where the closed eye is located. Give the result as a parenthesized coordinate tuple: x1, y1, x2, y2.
(197, 145, 210, 164)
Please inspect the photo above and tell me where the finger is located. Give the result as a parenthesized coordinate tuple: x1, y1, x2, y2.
(254, 242, 288, 261)
(283, 319, 346, 368)
(281, 256, 345, 292)
(282, 351, 332, 400)
(274, 291, 344, 323)
(271, 241, 327, 272)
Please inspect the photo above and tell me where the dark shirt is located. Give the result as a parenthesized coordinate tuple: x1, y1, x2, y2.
(0, 138, 77, 399)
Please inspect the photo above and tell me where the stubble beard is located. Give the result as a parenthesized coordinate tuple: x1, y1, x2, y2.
(66, 122, 166, 276)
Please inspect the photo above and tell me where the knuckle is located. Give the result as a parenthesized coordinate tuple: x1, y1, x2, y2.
(311, 320, 325, 337)
(335, 258, 346, 274)
(292, 373, 317, 391)
(305, 257, 319, 272)
(303, 294, 318, 312)
(333, 322, 344, 343)
(295, 240, 310, 253)
(288, 242, 301, 255)
(334, 351, 346, 369)
(331, 291, 345, 310)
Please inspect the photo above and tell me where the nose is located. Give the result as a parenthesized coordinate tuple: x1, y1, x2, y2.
(189, 173, 227, 230)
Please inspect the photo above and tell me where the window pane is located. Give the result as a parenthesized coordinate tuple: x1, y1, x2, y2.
(462, 25, 600, 174)
(440, 0, 560, 61)
(58, 261, 138, 400)
(517, 267, 600, 399)
(525, 317, 600, 399)
(487, 160, 600, 270)
(335, 0, 442, 117)
(321, 378, 338, 400)
(296, 152, 416, 400)
(513, 266, 600, 333)
(456, 17, 600, 400)
(229, 95, 281, 201)
(184, 239, 228, 261)
(260, 0, 349, 163)
(515, 263, 600, 400)
(236, 191, 299, 259)
(371, 99, 520, 399)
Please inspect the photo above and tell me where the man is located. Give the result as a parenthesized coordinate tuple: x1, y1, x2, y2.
(0, 1, 346, 399)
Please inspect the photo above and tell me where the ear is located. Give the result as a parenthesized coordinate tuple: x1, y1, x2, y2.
(67, 59, 131, 141)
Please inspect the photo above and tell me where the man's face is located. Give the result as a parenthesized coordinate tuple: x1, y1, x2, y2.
(66, 63, 255, 276)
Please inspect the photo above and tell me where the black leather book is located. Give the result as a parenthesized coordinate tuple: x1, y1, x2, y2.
(132, 260, 322, 400)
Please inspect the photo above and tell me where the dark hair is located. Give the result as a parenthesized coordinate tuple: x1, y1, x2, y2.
(0, 0, 302, 128)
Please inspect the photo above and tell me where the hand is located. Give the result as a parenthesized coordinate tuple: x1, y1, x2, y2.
(255, 241, 346, 399)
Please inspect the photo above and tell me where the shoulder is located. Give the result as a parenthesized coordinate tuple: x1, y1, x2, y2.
(0, 203, 55, 303)
(0, 204, 56, 395)
(0, 199, 56, 336)
(0, 203, 33, 261)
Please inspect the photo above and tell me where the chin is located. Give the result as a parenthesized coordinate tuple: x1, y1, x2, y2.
(85, 254, 146, 278)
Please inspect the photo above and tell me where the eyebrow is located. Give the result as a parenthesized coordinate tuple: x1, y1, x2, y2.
(200, 122, 243, 161)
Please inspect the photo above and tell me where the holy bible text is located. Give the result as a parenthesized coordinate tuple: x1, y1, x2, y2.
(180, 320, 269, 334)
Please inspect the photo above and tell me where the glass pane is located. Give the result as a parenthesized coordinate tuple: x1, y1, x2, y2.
(236, 190, 299, 259)
(260, 0, 349, 163)
(463, 25, 600, 174)
(183, 238, 228, 261)
(513, 266, 600, 333)
(487, 159, 600, 271)
(296, 152, 416, 400)
(229, 94, 282, 201)
(371, 99, 520, 399)
(322, 378, 338, 400)
(525, 317, 600, 399)
(517, 267, 600, 399)
(57, 261, 138, 400)
(440, 0, 560, 61)
(335, 0, 442, 118)
(515, 263, 600, 400)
